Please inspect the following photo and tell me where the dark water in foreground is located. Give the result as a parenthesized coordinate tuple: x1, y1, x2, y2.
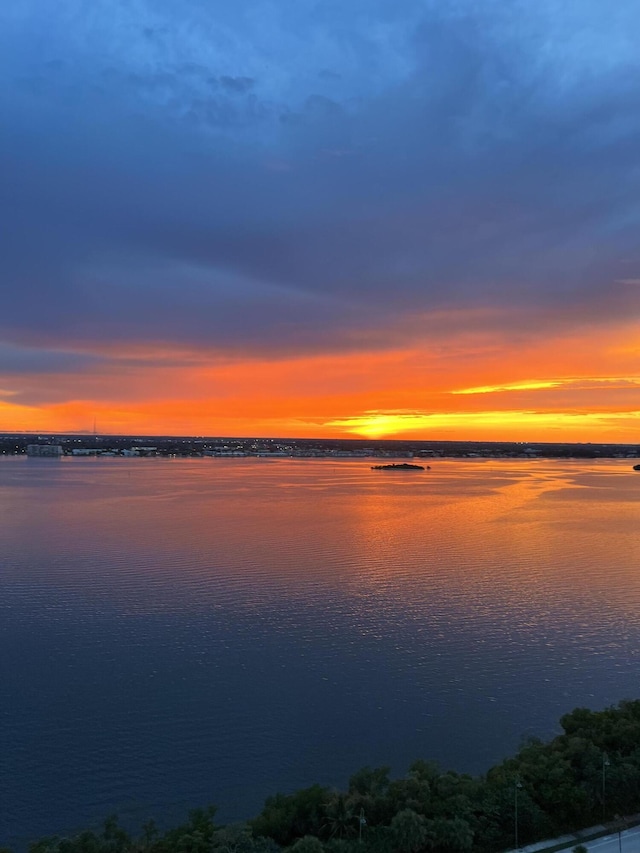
(1, 457, 639, 846)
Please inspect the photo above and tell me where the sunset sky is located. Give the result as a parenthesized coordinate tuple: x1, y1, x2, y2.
(2, 1, 640, 441)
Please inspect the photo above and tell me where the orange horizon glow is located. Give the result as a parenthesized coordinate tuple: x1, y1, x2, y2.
(1, 394, 639, 443)
(1, 317, 640, 443)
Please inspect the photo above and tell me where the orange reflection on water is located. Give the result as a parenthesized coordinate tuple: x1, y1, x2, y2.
(2, 457, 640, 639)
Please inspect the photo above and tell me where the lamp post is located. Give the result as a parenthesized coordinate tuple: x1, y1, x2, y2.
(602, 753, 610, 822)
(514, 775, 523, 851)
(358, 808, 366, 844)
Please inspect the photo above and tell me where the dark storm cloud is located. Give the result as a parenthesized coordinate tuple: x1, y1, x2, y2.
(0, 344, 102, 376)
(1, 0, 640, 359)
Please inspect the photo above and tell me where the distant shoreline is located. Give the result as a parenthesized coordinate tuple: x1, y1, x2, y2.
(2, 432, 638, 461)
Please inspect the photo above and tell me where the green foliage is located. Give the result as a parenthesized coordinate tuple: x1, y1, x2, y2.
(427, 816, 473, 851)
(323, 793, 356, 840)
(161, 804, 218, 853)
(348, 768, 390, 800)
(211, 825, 280, 853)
(346, 767, 394, 827)
(385, 776, 431, 820)
(390, 809, 428, 853)
(141, 820, 158, 845)
(29, 836, 64, 853)
(18, 700, 640, 853)
(560, 700, 640, 754)
(26, 816, 131, 853)
(251, 785, 331, 846)
(101, 816, 130, 853)
(324, 841, 356, 853)
(289, 837, 324, 853)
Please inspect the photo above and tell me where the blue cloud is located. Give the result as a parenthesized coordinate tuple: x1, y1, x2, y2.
(1, 0, 640, 360)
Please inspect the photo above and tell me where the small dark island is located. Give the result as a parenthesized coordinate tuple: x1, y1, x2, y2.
(371, 462, 425, 471)
(634, 463, 640, 471)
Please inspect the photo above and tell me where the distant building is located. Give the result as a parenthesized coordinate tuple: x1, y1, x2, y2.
(26, 444, 63, 457)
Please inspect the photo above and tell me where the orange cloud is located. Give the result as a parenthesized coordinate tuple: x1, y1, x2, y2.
(2, 317, 640, 441)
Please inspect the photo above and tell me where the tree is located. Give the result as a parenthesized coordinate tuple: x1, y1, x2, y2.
(390, 810, 428, 853)
(323, 794, 356, 840)
(141, 820, 158, 845)
(252, 786, 330, 846)
(349, 768, 390, 800)
(289, 837, 324, 853)
(347, 767, 393, 827)
(213, 824, 256, 853)
(101, 816, 130, 853)
(162, 804, 217, 853)
(426, 818, 472, 852)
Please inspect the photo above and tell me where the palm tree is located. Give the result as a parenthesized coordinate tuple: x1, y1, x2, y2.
(323, 793, 356, 840)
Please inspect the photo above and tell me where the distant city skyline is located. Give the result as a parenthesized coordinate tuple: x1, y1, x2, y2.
(2, 1, 640, 441)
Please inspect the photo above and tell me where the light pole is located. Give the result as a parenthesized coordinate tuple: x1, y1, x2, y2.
(358, 808, 366, 844)
(514, 775, 523, 851)
(602, 753, 610, 821)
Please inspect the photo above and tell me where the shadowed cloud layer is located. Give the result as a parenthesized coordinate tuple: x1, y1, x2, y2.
(1, 1, 639, 437)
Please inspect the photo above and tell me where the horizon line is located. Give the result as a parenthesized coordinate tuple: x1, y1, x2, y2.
(2, 431, 639, 448)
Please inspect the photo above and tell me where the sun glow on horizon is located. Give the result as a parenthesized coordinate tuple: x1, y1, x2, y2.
(327, 409, 640, 440)
(3, 334, 640, 442)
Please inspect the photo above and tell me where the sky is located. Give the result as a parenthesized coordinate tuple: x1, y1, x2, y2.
(1, 0, 640, 441)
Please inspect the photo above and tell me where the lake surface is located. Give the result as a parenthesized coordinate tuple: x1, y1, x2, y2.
(1, 457, 639, 847)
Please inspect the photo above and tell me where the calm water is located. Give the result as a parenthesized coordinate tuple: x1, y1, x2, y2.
(1, 457, 639, 846)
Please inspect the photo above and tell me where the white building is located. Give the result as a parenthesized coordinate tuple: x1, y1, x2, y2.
(26, 444, 63, 457)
